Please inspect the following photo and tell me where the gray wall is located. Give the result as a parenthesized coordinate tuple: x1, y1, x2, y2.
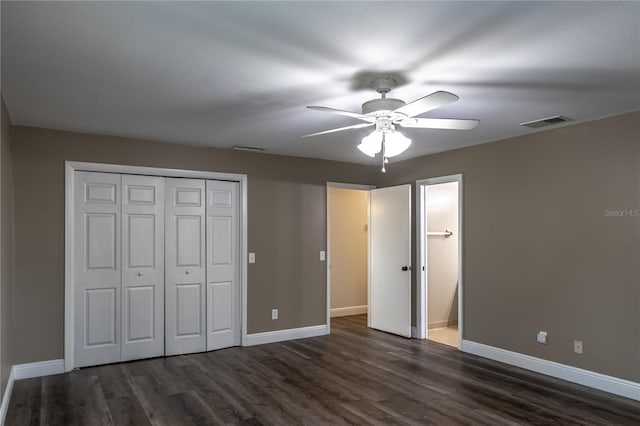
(426, 181, 458, 328)
(5, 110, 639, 385)
(10, 125, 377, 364)
(1, 96, 15, 396)
(381, 111, 640, 382)
(328, 187, 368, 311)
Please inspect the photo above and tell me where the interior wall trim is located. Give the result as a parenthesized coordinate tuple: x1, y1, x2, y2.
(428, 319, 459, 330)
(12, 359, 64, 381)
(246, 324, 328, 346)
(330, 305, 368, 318)
(0, 367, 14, 426)
(461, 340, 640, 401)
(0, 359, 64, 425)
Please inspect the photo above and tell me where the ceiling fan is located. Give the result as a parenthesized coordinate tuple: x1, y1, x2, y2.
(303, 77, 479, 171)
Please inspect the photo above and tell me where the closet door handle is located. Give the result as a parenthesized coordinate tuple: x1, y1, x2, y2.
(185, 270, 190, 275)
(137, 272, 143, 277)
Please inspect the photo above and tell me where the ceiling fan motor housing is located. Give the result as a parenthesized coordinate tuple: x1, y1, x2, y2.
(362, 98, 406, 115)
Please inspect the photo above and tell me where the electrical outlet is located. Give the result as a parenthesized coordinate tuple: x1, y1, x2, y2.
(320, 251, 326, 261)
(537, 331, 548, 345)
(271, 309, 278, 320)
(249, 252, 255, 263)
(574, 340, 583, 354)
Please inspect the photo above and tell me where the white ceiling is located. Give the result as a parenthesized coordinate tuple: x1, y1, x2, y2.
(2, 1, 639, 165)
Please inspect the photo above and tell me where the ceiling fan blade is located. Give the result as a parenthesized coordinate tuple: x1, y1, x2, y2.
(399, 117, 479, 130)
(307, 106, 374, 122)
(392, 91, 459, 118)
(301, 122, 374, 138)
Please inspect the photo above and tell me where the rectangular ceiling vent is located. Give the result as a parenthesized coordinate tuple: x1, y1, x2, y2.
(231, 145, 266, 152)
(520, 115, 572, 129)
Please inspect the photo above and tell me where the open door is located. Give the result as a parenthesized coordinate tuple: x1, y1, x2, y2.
(369, 184, 412, 337)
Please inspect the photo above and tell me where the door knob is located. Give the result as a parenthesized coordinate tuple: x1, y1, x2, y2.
(185, 270, 190, 275)
(137, 272, 143, 277)
(401, 266, 412, 271)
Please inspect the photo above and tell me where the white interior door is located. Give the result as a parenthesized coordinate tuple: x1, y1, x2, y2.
(165, 178, 206, 355)
(369, 184, 412, 337)
(74, 171, 122, 367)
(121, 175, 165, 361)
(206, 180, 240, 350)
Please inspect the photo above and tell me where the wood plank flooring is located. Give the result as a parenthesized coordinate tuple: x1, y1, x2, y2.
(6, 315, 640, 425)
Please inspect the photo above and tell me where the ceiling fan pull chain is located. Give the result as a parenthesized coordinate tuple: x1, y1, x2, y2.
(381, 133, 387, 173)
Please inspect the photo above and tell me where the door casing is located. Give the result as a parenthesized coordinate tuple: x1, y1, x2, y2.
(65, 161, 248, 372)
(416, 174, 463, 347)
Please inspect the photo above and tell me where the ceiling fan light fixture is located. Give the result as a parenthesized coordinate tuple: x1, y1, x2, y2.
(358, 128, 411, 158)
(305, 82, 477, 170)
(358, 130, 383, 157)
(383, 130, 411, 157)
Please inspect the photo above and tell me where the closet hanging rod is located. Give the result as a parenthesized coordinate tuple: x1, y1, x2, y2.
(427, 229, 453, 237)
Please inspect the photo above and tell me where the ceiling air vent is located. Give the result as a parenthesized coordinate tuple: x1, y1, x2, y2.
(232, 145, 266, 152)
(520, 115, 572, 129)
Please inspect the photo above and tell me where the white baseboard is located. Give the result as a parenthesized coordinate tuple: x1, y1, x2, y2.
(246, 324, 328, 346)
(461, 340, 640, 401)
(428, 319, 458, 330)
(330, 305, 367, 318)
(0, 368, 14, 426)
(13, 359, 65, 381)
(0, 359, 68, 425)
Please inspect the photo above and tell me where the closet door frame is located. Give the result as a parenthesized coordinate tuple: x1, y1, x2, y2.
(64, 161, 248, 372)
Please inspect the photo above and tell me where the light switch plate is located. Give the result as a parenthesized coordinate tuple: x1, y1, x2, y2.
(249, 252, 255, 263)
(271, 309, 278, 320)
(320, 251, 326, 261)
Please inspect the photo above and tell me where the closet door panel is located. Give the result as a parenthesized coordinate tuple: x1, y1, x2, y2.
(206, 180, 240, 351)
(208, 281, 232, 334)
(176, 216, 202, 266)
(125, 286, 155, 341)
(85, 288, 117, 346)
(74, 171, 122, 368)
(175, 283, 202, 336)
(165, 178, 206, 355)
(121, 175, 165, 361)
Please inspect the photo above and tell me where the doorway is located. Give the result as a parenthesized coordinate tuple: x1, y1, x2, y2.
(326, 183, 373, 329)
(416, 175, 463, 348)
(326, 183, 413, 339)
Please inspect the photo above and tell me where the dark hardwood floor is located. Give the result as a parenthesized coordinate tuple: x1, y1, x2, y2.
(6, 315, 640, 425)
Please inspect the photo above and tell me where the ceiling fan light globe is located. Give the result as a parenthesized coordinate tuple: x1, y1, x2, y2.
(358, 130, 383, 157)
(384, 131, 412, 157)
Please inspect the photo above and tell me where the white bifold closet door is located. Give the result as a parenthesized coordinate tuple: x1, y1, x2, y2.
(74, 172, 240, 366)
(74, 172, 122, 368)
(206, 180, 240, 351)
(74, 172, 166, 367)
(165, 178, 207, 356)
(121, 175, 165, 361)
